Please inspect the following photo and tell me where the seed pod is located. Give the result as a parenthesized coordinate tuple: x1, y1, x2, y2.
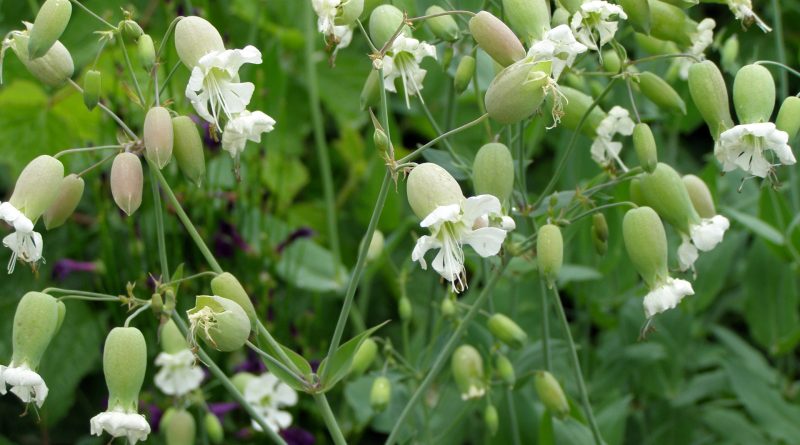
(647, 0, 695, 47)
(485, 60, 551, 124)
(43, 173, 84, 230)
(174, 16, 225, 68)
(622, 206, 669, 288)
(336, 0, 364, 26)
(187, 295, 250, 352)
(28, 0, 72, 59)
(602, 50, 622, 73)
(451, 345, 486, 400)
(558, 86, 607, 136)
(161, 408, 196, 445)
(688, 61, 734, 140)
(121, 20, 144, 41)
(469, 11, 525, 67)
(487, 313, 527, 348)
(629, 177, 644, 206)
(110, 152, 143, 216)
(502, 0, 551, 43)
(103, 327, 147, 412)
(9, 155, 64, 221)
(204, 412, 224, 444)
(592, 213, 609, 256)
(370, 376, 391, 412)
(138, 34, 156, 72)
(637, 72, 686, 114)
(733, 64, 775, 124)
(161, 319, 189, 354)
(144, 107, 174, 169)
(406, 163, 465, 219)
(82, 69, 101, 110)
(638, 163, 700, 233)
(350, 337, 378, 375)
(398, 296, 412, 321)
(210, 272, 257, 331)
(441, 297, 456, 317)
(620, 0, 651, 34)
(365, 230, 384, 262)
(495, 354, 516, 387)
(776, 96, 800, 141)
(484, 404, 499, 436)
(11, 292, 61, 370)
(425, 6, 459, 42)
(454, 55, 476, 94)
(369, 5, 409, 49)
(9, 33, 73, 87)
(682, 174, 716, 219)
(473, 143, 514, 204)
(534, 371, 569, 418)
(360, 69, 380, 110)
(442, 45, 454, 70)
(537, 224, 563, 284)
(172, 116, 206, 186)
(632, 123, 658, 173)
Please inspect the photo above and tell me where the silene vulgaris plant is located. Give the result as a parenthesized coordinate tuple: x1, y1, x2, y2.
(0, 0, 798, 444)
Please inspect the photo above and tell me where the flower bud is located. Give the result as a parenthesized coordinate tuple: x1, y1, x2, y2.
(720, 34, 739, 74)
(451, 344, 486, 400)
(454, 55, 476, 94)
(776, 96, 800, 141)
(172, 116, 206, 186)
(369, 5, 409, 49)
(82, 69, 101, 110)
(365, 229, 384, 262)
(425, 6, 459, 42)
(602, 50, 622, 73)
(370, 376, 391, 412)
(161, 408, 196, 445)
(103, 327, 147, 412)
(110, 152, 143, 216)
(619, 0, 651, 34)
(360, 69, 380, 110)
(174, 16, 225, 68)
(648, 0, 694, 47)
(144, 107, 174, 169)
(161, 319, 189, 354)
(398, 296, 412, 321)
(187, 295, 250, 352)
(629, 177, 644, 206)
(469, 11, 525, 67)
(121, 20, 144, 41)
(496, 354, 516, 387)
(484, 404, 499, 436)
(406, 163, 465, 219)
(733, 64, 775, 124)
(623, 207, 669, 288)
(441, 297, 456, 317)
(537, 224, 563, 284)
(138, 34, 155, 72)
(28, 0, 72, 59)
(350, 337, 378, 375)
(558, 86, 607, 136)
(9, 32, 73, 87)
(210, 272, 257, 331)
(632, 123, 658, 173)
(9, 155, 64, 220)
(638, 163, 699, 233)
(473, 143, 514, 204)
(688, 61, 734, 140)
(43, 173, 84, 229)
(442, 46, 454, 70)
(637, 72, 686, 114)
(534, 371, 569, 418)
(373, 126, 389, 155)
(11, 292, 61, 369)
(682, 174, 716, 219)
(502, 0, 551, 43)
(485, 60, 551, 124)
(150, 293, 163, 317)
(204, 412, 224, 444)
(592, 213, 609, 256)
(487, 313, 527, 348)
(336, 0, 364, 26)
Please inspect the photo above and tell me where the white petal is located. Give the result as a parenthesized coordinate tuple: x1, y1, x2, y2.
(90, 410, 151, 444)
(273, 382, 298, 407)
(462, 195, 502, 227)
(461, 227, 507, 257)
(420, 204, 462, 228)
(690, 215, 730, 252)
(677, 235, 699, 272)
(411, 235, 440, 270)
(643, 278, 694, 318)
(154, 350, 204, 396)
(0, 364, 48, 407)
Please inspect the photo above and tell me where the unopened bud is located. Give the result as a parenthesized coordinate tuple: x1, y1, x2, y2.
(336, 0, 364, 27)
(110, 152, 144, 216)
(484, 404, 499, 436)
(682, 174, 716, 219)
(174, 16, 225, 68)
(425, 6, 459, 42)
(370, 376, 391, 412)
(454, 55, 476, 94)
(210, 272, 257, 331)
(496, 354, 516, 387)
(592, 213, 609, 256)
(470, 11, 525, 67)
(161, 319, 189, 354)
(502, 0, 551, 43)
(398, 296, 412, 321)
(406, 163, 465, 219)
(442, 45, 454, 70)
(776, 96, 800, 141)
(121, 20, 144, 41)
(369, 5, 409, 49)
(441, 297, 456, 317)
(623, 207, 669, 288)
(537, 224, 563, 285)
(365, 230, 384, 262)
(9, 155, 64, 221)
(350, 337, 378, 375)
(486, 60, 551, 124)
(187, 295, 250, 352)
(451, 344, 486, 400)
(733, 64, 775, 124)
(361, 69, 380, 110)
(559, 86, 607, 136)
(11, 292, 62, 370)
(602, 50, 622, 73)
(9, 32, 73, 87)
(204, 412, 224, 444)
(648, 0, 695, 47)
(620, 0, 651, 34)
(473, 143, 514, 204)
(150, 293, 163, 316)
(638, 163, 700, 233)
(637, 72, 686, 114)
(629, 177, 644, 206)
(103, 327, 147, 412)
(82, 69, 101, 110)
(138, 34, 155, 71)
(144, 106, 174, 169)
(161, 408, 196, 445)
(632, 123, 658, 173)
(534, 371, 569, 418)
(172, 115, 206, 186)
(487, 313, 527, 348)
(688, 61, 734, 140)
(43, 173, 84, 229)
(28, 0, 72, 59)
(373, 127, 389, 154)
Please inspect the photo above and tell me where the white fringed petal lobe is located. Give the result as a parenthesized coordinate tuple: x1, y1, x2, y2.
(312, 0, 341, 36)
(0, 202, 43, 274)
(677, 19, 715, 80)
(244, 372, 298, 432)
(690, 215, 730, 251)
(0, 363, 48, 407)
(591, 106, 634, 168)
(528, 25, 587, 80)
(221, 110, 276, 158)
(90, 409, 151, 444)
(728, 0, 771, 32)
(382, 35, 437, 108)
(154, 349, 204, 396)
(643, 278, 694, 318)
(570, 1, 627, 51)
(715, 123, 796, 178)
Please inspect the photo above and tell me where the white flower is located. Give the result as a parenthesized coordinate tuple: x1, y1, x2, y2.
(570, 1, 627, 51)
(412, 195, 512, 292)
(90, 408, 151, 445)
(728, 0, 771, 32)
(0, 202, 43, 274)
(528, 25, 588, 80)
(0, 362, 48, 407)
(221, 110, 276, 158)
(381, 35, 437, 108)
(244, 372, 298, 432)
(715, 123, 796, 178)
(185, 45, 262, 128)
(591, 106, 635, 169)
(461, 384, 486, 401)
(312, 0, 341, 36)
(154, 349, 204, 397)
(332, 25, 353, 49)
(643, 277, 694, 318)
(677, 18, 715, 80)
(677, 215, 730, 271)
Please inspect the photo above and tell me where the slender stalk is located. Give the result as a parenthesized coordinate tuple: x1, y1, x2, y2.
(771, 0, 788, 100)
(119, 37, 146, 106)
(124, 302, 151, 327)
(313, 393, 348, 445)
(397, 113, 489, 164)
(245, 341, 306, 386)
(625, 78, 641, 123)
(68, 79, 139, 141)
(550, 286, 603, 445)
(256, 321, 305, 378)
(417, 96, 468, 168)
(149, 165, 169, 278)
(159, 61, 182, 97)
(384, 262, 508, 445)
(159, 271, 219, 288)
(539, 277, 551, 371)
(54, 145, 122, 159)
(471, 57, 493, 138)
(625, 53, 700, 66)
(69, 0, 116, 30)
(568, 201, 638, 223)
(56, 295, 120, 302)
(43, 288, 120, 300)
(506, 388, 522, 445)
(156, 16, 183, 60)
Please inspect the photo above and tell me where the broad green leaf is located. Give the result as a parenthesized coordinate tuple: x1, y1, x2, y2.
(723, 207, 784, 245)
(318, 320, 389, 391)
(702, 407, 767, 444)
(257, 331, 313, 392)
(596, 395, 632, 445)
(539, 411, 555, 445)
(557, 264, 603, 285)
(275, 239, 348, 293)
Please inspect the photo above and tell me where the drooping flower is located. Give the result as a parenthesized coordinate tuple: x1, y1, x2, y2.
(676, 18, 715, 80)
(243, 372, 298, 432)
(590, 106, 635, 170)
(154, 349, 204, 397)
(0, 362, 48, 407)
(643, 277, 695, 319)
(528, 24, 587, 80)
(311, 0, 355, 51)
(220, 110, 277, 159)
(570, 1, 627, 51)
(412, 195, 512, 292)
(676, 215, 731, 272)
(380, 34, 437, 108)
(715, 122, 796, 178)
(727, 0, 771, 32)
(90, 408, 151, 445)
(0, 202, 43, 274)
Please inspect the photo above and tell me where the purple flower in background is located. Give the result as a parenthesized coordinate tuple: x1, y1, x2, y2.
(234, 349, 267, 374)
(208, 401, 239, 420)
(144, 403, 164, 432)
(190, 114, 221, 152)
(276, 227, 315, 254)
(214, 221, 253, 258)
(52, 259, 97, 281)
(281, 427, 315, 445)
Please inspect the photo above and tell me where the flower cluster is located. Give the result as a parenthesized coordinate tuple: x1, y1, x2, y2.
(591, 106, 635, 170)
(570, 1, 627, 52)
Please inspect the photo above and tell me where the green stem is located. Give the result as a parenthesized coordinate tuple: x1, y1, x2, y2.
(384, 262, 509, 445)
(771, 0, 788, 99)
(550, 286, 603, 445)
(417, 95, 469, 169)
(57, 295, 120, 302)
(506, 388, 522, 445)
(124, 302, 151, 327)
(245, 341, 306, 387)
(471, 58, 493, 138)
(156, 16, 183, 61)
(313, 393, 348, 445)
(149, 165, 170, 278)
(67, 79, 139, 141)
(568, 201, 638, 223)
(539, 277, 551, 371)
(256, 321, 305, 378)
(159, 61, 181, 98)
(54, 145, 122, 159)
(44, 288, 119, 299)
(69, 0, 116, 30)
(159, 271, 219, 288)
(119, 36, 146, 106)
(397, 113, 489, 164)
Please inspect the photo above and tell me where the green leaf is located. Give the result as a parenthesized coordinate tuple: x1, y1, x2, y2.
(539, 410, 555, 445)
(257, 332, 313, 392)
(702, 407, 767, 444)
(557, 264, 603, 285)
(318, 320, 389, 391)
(275, 239, 348, 293)
(723, 207, 784, 245)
